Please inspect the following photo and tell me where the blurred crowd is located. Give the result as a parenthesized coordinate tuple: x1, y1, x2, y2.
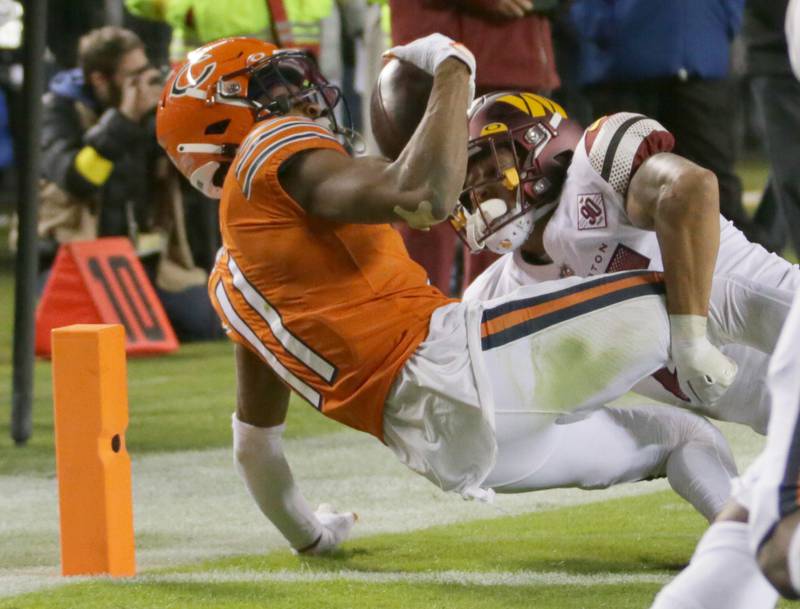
(1, 0, 798, 339)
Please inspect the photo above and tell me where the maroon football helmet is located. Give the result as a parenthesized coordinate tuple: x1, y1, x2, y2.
(451, 92, 584, 254)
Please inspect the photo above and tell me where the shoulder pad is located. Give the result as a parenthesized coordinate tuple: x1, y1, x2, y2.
(585, 113, 674, 195)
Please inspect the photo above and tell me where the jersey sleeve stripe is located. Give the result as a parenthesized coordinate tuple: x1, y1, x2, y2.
(235, 119, 328, 179)
(482, 270, 658, 321)
(589, 113, 672, 196)
(480, 271, 665, 350)
(599, 115, 645, 181)
(227, 253, 337, 384)
(242, 131, 340, 199)
(212, 278, 323, 409)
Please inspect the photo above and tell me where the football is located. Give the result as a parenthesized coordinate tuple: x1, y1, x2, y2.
(369, 58, 434, 160)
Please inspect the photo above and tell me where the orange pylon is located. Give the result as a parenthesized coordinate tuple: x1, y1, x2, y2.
(52, 324, 135, 576)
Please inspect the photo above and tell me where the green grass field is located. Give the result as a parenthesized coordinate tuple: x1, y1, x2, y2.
(0, 162, 796, 608)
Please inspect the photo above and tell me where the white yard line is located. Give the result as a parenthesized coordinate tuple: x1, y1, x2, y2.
(0, 567, 673, 598)
(135, 568, 673, 587)
(0, 421, 765, 599)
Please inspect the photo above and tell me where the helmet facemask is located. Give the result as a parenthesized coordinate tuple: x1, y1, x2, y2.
(218, 50, 359, 151)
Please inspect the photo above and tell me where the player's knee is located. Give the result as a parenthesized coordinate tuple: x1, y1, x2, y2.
(678, 411, 720, 443)
(676, 411, 733, 464)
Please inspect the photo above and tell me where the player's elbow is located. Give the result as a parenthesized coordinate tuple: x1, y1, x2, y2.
(662, 165, 719, 216)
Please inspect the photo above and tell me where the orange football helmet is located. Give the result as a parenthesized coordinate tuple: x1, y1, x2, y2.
(156, 37, 345, 198)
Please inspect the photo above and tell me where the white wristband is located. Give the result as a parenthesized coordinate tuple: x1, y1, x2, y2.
(669, 314, 707, 342)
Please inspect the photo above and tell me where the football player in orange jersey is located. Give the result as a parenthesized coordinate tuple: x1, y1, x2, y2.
(156, 35, 770, 557)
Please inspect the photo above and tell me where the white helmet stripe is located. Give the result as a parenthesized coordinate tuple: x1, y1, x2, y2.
(178, 143, 224, 154)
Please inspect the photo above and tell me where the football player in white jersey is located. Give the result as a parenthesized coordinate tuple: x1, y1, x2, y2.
(455, 92, 799, 434)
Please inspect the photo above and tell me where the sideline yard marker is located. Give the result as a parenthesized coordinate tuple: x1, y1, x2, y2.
(52, 324, 136, 577)
(36, 238, 179, 357)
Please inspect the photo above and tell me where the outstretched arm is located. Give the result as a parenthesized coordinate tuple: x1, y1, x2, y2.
(232, 344, 356, 554)
(626, 152, 737, 406)
(626, 152, 719, 316)
(282, 40, 473, 227)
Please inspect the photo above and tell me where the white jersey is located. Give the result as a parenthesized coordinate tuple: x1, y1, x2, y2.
(544, 113, 667, 277)
(388, 272, 737, 519)
(542, 112, 797, 286)
(465, 250, 565, 302)
(469, 112, 799, 298)
(466, 112, 800, 433)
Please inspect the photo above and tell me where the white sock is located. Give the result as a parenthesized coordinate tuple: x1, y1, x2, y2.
(232, 414, 322, 550)
(650, 522, 779, 609)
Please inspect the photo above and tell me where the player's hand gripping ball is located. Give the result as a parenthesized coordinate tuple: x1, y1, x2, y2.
(371, 34, 475, 160)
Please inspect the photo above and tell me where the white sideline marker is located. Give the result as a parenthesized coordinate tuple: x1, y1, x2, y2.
(130, 569, 672, 588)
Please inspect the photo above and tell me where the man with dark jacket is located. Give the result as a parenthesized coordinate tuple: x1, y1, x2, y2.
(36, 26, 221, 341)
(41, 25, 162, 244)
(568, 0, 771, 249)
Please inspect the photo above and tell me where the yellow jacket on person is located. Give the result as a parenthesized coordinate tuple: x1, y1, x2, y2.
(125, 0, 334, 60)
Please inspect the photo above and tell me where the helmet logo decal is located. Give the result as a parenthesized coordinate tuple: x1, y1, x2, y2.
(496, 93, 568, 118)
(170, 53, 217, 97)
(480, 122, 508, 136)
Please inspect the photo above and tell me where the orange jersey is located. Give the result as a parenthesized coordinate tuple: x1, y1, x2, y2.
(209, 116, 454, 440)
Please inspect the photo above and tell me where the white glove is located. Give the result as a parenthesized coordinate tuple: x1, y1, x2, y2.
(669, 315, 738, 407)
(294, 504, 357, 556)
(384, 33, 476, 101)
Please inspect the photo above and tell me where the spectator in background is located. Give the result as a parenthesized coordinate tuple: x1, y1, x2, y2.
(26, 26, 219, 341)
(744, 0, 800, 256)
(388, 0, 560, 295)
(568, 0, 772, 249)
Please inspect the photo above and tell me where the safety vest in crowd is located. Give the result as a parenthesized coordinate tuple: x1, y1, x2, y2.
(125, 0, 333, 61)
